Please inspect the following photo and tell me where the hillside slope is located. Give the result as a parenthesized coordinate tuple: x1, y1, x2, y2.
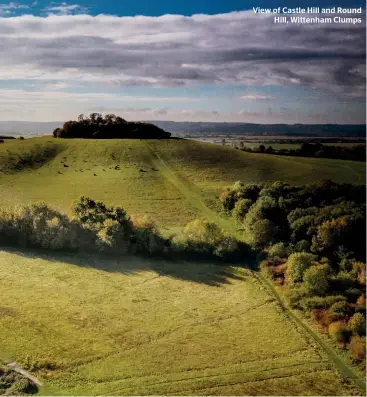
(0, 137, 365, 230)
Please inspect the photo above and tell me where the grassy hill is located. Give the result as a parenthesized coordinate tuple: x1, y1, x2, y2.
(0, 137, 365, 395)
(0, 137, 364, 232)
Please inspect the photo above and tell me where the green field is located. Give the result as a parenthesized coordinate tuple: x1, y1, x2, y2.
(0, 137, 364, 230)
(0, 137, 365, 395)
(0, 250, 363, 396)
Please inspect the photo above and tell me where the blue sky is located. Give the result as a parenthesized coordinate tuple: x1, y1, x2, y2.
(0, 1, 365, 123)
(9, 1, 366, 16)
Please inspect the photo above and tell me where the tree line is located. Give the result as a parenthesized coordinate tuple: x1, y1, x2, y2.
(236, 142, 366, 162)
(220, 180, 366, 366)
(53, 114, 171, 139)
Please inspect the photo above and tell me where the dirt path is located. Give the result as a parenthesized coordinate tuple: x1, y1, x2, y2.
(254, 274, 366, 392)
(6, 361, 42, 386)
(145, 143, 241, 236)
(146, 142, 366, 394)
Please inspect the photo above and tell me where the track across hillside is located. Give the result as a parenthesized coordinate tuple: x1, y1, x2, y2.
(145, 141, 366, 394)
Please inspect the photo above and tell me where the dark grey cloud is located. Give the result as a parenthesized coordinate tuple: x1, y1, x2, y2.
(0, 11, 365, 97)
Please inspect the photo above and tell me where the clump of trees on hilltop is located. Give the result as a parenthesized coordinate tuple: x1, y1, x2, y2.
(53, 113, 171, 139)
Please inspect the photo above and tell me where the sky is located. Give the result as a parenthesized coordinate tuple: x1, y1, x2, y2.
(0, 1, 365, 123)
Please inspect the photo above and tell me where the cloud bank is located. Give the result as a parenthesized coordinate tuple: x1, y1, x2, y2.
(0, 10, 365, 97)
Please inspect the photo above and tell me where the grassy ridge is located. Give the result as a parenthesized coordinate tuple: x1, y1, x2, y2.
(0, 137, 364, 230)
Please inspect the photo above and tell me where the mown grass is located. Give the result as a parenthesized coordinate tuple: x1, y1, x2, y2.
(0, 250, 361, 396)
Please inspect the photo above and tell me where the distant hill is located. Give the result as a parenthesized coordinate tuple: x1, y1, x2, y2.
(0, 120, 365, 138)
(147, 121, 366, 137)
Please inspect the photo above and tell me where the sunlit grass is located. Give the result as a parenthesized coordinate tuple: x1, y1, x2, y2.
(0, 250, 361, 396)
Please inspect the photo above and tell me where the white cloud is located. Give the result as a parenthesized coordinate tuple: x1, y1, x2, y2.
(43, 3, 88, 16)
(0, 2, 28, 16)
(0, 11, 364, 97)
(240, 94, 273, 101)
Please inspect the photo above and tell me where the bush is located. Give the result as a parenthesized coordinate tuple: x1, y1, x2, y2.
(297, 295, 347, 311)
(293, 239, 311, 253)
(349, 336, 366, 362)
(303, 263, 330, 295)
(329, 301, 350, 320)
(285, 287, 309, 309)
(285, 252, 317, 285)
(328, 321, 350, 343)
(259, 259, 274, 279)
(347, 313, 366, 336)
(233, 198, 252, 221)
(174, 218, 242, 260)
(130, 215, 168, 255)
(219, 189, 236, 211)
(268, 242, 289, 258)
(0, 203, 92, 251)
(313, 309, 334, 328)
(245, 218, 277, 249)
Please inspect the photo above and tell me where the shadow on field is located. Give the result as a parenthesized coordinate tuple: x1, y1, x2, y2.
(1, 247, 249, 287)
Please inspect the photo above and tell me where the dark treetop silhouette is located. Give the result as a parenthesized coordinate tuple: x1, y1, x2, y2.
(53, 113, 171, 139)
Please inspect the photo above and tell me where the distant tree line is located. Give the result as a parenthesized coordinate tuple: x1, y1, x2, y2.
(236, 142, 366, 162)
(53, 114, 171, 139)
(220, 180, 366, 366)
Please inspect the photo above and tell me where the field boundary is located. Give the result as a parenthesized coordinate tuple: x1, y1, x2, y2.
(144, 142, 365, 393)
(254, 273, 366, 392)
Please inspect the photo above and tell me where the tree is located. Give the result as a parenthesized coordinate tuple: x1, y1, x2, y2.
(303, 263, 330, 295)
(285, 252, 317, 285)
(233, 198, 252, 221)
(347, 313, 366, 336)
(259, 144, 266, 153)
(246, 218, 277, 249)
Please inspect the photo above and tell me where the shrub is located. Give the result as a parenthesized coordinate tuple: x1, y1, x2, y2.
(303, 263, 330, 295)
(233, 198, 252, 221)
(313, 309, 334, 328)
(356, 295, 366, 307)
(245, 218, 277, 249)
(72, 196, 132, 234)
(259, 259, 274, 279)
(349, 336, 366, 362)
(285, 287, 309, 309)
(329, 301, 350, 320)
(296, 295, 347, 311)
(328, 321, 350, 343)
(347, 313, 366, 336)
(293, 239, 311, 253)
(285, 252, 317, 286)
(219, 189, 236, 211)
(130, 215, 168, 255)
(330, 271, 358, 292)
(173, 218, 241, 260)
(268, 242, 289, 258)
(0, 203, 91, 251)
